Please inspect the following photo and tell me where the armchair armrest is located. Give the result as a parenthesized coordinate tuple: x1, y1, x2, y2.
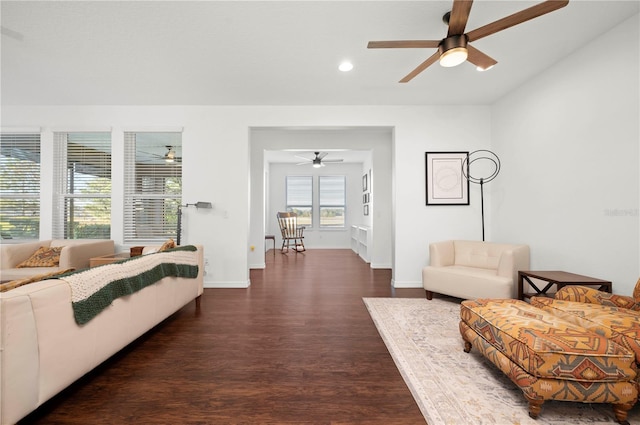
(56, 240, 115, 270)
(496, 245, 530, 281)
(555, 285, 640, 311)
(429, 240, 454, 267)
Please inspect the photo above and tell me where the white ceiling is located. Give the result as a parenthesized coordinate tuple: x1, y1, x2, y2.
(2, 1, 638, 107)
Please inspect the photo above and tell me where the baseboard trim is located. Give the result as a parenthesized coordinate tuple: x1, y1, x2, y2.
(204, 280, 250, 289)
(391, 280, 423, 289)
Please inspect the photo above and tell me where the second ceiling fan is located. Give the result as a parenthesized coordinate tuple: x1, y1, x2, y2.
(368, 0, 569, 82)
(296, 152, 344, 168)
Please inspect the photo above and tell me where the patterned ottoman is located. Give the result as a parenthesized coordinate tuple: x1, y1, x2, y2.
(460, 299, 638, 423)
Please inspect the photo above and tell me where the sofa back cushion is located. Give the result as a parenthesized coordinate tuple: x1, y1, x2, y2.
(453, 240, 514, 270)
(633, 278, 640, 302)
(0, 240, 52, 269)
(16, 246, 63, 268)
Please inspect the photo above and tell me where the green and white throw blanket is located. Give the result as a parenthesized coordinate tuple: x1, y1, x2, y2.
(59, 245, 199, 325)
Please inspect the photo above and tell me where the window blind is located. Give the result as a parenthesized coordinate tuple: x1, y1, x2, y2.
(53, 132, 111, 239)
(286, 176, 312, 206)
(0, 133, 41, 239)
(123, 132, 182, 243)
(286, 176, 313, 226)
(319, 175, 346, 228)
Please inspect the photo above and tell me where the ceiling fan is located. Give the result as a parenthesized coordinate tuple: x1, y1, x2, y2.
(163, 146, 179, 163)
(139, 145, 182, 164)
(367, 0, 569, 82)
(295, 152, 344, 168)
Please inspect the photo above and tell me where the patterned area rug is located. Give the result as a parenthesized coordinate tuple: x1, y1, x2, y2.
(363, 297, 640, 425)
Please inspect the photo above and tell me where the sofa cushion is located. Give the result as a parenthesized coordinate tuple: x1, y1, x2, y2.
(0, 240, 52, 269)
(158, 238, 176, 252)
(0, 268, 76, 293)
(0, 267, 67, 282)
(423, 265, 512, 299)
(532, 297, 640, 365)
(556, 285, 640, 311)
(633, 277, 640, 302)
(16, 246, 63, 268)
(454, 240, 511, 270)
(461, 299, 636, 382)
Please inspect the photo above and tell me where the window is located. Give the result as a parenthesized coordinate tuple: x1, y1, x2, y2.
(124, 132, 182, 243)
(319, 176, 346, 228)
(0, 133, 41, 239)
(53, 132, 112, 239)
(286, 176, 312, 226)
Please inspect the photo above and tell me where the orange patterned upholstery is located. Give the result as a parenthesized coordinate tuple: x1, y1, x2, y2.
(461, 299, 635, 381)
(532, 297, 640, 365)
(460, 321, 637, 405)
(460, 299, 638, 421)
(555, 285, 640, 311)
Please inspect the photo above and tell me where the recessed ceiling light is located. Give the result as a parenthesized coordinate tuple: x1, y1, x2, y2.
(339, 61, 353, 72)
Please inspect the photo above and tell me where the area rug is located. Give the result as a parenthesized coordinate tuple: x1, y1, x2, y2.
(363, 297, 640, 425)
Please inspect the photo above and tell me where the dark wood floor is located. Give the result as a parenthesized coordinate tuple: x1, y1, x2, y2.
(20, 249, 427, 424)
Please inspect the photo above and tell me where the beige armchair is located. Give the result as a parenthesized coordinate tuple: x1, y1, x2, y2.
(422, 240, 530, 300)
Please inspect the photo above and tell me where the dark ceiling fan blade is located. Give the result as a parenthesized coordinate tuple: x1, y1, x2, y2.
(316, 152, 328, 159)
(466, 0, 569, 42)
(368, 40, 440, 49)
(447, 0, 474, 36)
(466, 45, 497, 70)
(399, 51, 441, 83)
(323, 159, 344, 163)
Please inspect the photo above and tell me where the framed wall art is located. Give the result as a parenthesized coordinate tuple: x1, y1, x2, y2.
(425, 151, 469, 206)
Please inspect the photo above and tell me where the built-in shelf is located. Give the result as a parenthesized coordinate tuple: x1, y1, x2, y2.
(351, 225, 370, 263)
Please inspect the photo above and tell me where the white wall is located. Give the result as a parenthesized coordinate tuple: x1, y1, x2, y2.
(3, 106, 490, 288)
(491, 14, 640, 295)
(392, 107, 492, 287)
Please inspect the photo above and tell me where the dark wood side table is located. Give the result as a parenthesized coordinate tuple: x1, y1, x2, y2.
(518, 270, 612, 301)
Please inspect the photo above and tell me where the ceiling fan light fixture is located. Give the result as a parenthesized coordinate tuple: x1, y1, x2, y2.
(438, 34, 468, 68)
(440, 47, 467, 67)
(164, 146, 176, 163)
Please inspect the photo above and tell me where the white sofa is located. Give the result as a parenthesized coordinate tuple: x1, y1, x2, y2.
(0, 239, 115, 281)
(422, 240, 530, 300)
(0, 245, 204, 425)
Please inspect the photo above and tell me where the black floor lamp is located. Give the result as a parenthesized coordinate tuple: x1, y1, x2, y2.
(177, 201, 212, 245)
(462, 150, 500, 242)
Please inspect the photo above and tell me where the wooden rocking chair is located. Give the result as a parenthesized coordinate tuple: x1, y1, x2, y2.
(277, 212, 306, 253)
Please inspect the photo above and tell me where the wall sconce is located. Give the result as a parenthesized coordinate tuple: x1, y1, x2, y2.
(177, 201, 213, 245)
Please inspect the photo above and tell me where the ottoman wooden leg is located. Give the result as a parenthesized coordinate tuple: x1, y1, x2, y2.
(525, 396, 544, 419)
(463, 341, 472, 353)
(612, 402, 634, 425)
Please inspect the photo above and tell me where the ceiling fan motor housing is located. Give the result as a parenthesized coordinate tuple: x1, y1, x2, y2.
(439, 34, 468, 54)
